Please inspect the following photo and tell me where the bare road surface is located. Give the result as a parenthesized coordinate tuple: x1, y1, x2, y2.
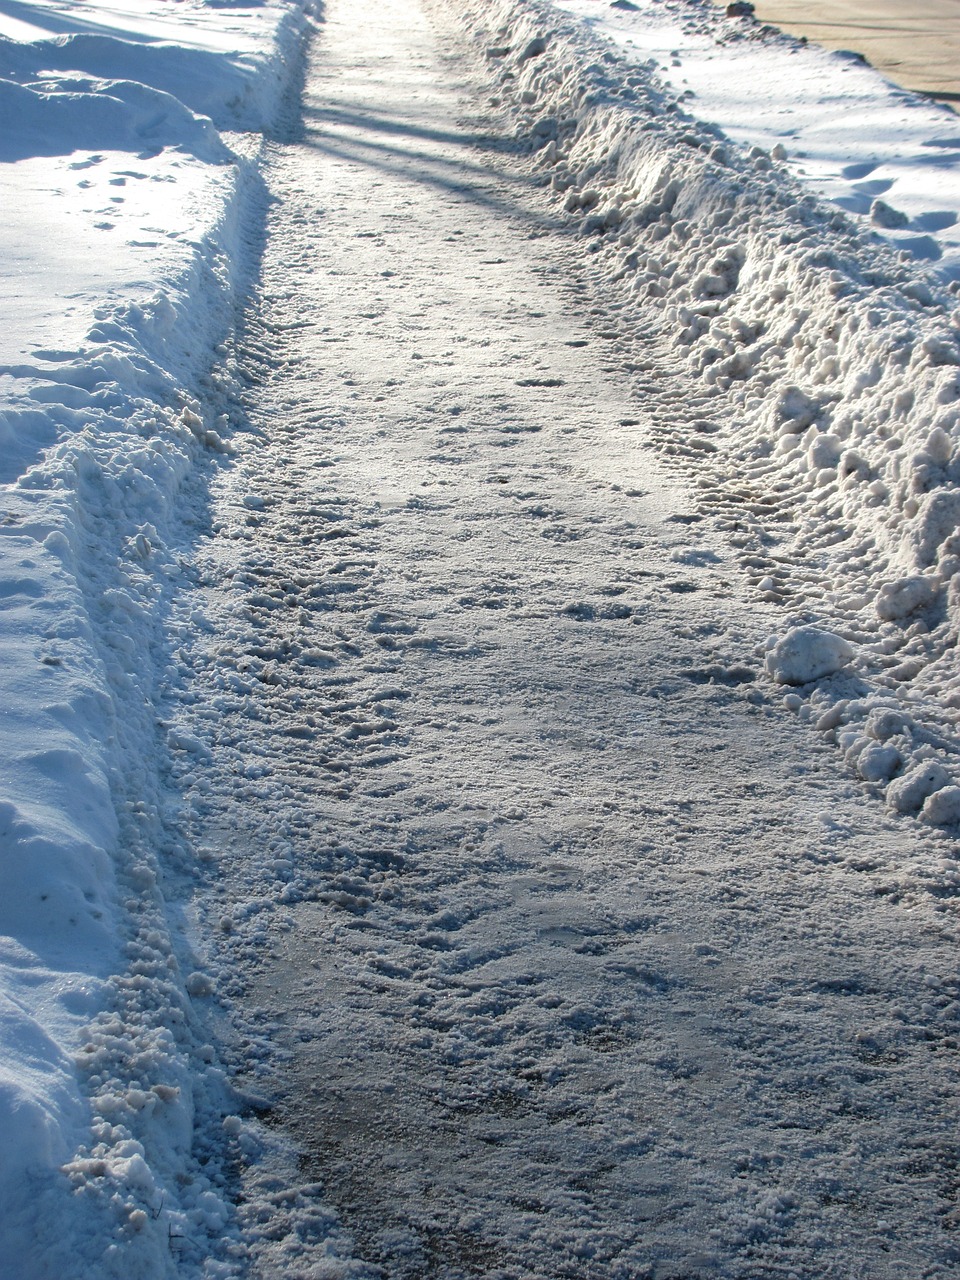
(748, 0, 960, 101)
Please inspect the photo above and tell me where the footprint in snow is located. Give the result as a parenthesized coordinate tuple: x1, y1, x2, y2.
(69, 153, 104, 170)
(561, 601, 633, 621)
(914, 210, 958, 232)
(842, 160, 878, 180)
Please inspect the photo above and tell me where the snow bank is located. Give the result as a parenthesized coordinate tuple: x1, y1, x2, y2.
(0, 15, 305, 137)
(0, 3, 314, 1276)
(0, 76, 228, 163)
(443, 0, 960, 822)
(554, 0, 960, 282)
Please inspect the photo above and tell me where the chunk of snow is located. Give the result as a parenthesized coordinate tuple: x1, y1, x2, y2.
(909, 491, 960, 569)
(185, 971, 216, 998)
(864, 707, 908, 741)
(886, 760, 951, 814)
(855, 743, 901, 783)
(875, 576, 940, 622)
(920, 785, 960, 826)
(765, 627, 854, 685)
(870, 199, 908, 230)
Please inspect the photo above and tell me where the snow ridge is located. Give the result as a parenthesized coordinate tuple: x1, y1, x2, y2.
(445, 0, 960, 822)
(0, 3, 315, 1276)
(0, 9, 308, 141)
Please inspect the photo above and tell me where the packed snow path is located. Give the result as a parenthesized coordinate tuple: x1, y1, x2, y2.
(168, 0, 960, 1275)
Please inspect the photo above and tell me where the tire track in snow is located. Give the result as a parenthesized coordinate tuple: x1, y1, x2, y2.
(166, 0, 960, 1275)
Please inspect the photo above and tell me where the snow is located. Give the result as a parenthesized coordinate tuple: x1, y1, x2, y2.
(452, 0, 960, 807)
(554, 0, 960, 280)
(0, 1, 315, 1275)
(3, 0, 960, 1274)
(764, 624, 853, 684)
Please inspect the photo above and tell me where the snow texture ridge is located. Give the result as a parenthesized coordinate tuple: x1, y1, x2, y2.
(0, 16, 307, 141)
(0, 3, 315, 1276)
(443, 0, 960, 818)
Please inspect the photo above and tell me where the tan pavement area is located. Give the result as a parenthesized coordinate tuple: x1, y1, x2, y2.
(744, 1, 960, 102)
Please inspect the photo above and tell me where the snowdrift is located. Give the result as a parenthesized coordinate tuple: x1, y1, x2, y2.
(0, 3, 314, 1276)
(444, 0, 960, 822)
(0, 76, 229, 163)
(0, 23, 301, 136)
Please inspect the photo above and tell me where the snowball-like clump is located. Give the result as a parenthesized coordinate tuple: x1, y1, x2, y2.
(870, 199, 908, 229)
(886, 760, 951, 814)
(875, 575, 939, 622)
(856, 743, 901, 783)
(864, 707, 907, 741)
(920, 785, 960, 826)
(765, 627, 854, 685)
(185, 971, 216, 997)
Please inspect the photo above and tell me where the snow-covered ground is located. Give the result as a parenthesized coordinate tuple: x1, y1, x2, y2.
(459, 0, 960, 799)
(558, 0, 960, 279)
(3, 0, 960, 1275)
(0, 1, 314, 1273)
